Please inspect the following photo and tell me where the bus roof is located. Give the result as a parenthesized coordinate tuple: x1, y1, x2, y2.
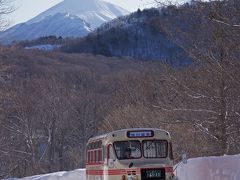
(88, 128, 170, 142)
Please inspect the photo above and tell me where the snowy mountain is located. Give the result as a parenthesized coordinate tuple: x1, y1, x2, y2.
(28, 0, 129, 28)
(0, 13, 91, 44)
(0, 0, 129, 44)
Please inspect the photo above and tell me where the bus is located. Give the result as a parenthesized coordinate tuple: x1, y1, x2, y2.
(86, 128, 175, 180)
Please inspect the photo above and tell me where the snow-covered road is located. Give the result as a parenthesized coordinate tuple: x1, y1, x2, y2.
(5, 154, 240, 180)
(6, 169, 86, 180)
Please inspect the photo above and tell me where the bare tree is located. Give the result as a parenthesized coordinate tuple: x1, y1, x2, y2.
(0, 0, 15, 30)
(152, 0, 240, 155)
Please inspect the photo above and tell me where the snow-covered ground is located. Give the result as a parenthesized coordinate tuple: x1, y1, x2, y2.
(6, 169, 85, 180)
(176, 154, 240, 180)
(5, 154, 240, 180)
(25, 44, 61, 51)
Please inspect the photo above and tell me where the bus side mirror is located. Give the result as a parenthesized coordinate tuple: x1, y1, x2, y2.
(182, 154, 187, 164)
(108, 159, 114, 168)
(129, 162, 133, 168)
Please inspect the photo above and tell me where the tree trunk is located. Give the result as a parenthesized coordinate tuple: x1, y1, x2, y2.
(48, 120, 56, 172)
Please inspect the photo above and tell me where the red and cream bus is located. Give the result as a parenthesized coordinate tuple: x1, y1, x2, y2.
(86, 128, 175, 180)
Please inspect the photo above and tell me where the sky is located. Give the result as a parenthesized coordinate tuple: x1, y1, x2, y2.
(9, 0, 158, 26)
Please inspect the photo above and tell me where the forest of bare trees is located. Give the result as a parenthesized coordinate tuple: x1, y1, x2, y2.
(0, 43, 239, 178)
(171, 0, 238, 157)
(157, 0, 240, 155)
(0, 49, 149, 177)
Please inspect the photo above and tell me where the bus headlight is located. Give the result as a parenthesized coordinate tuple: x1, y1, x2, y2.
(122, 175, 138, 180)
(122, 174, 139, 180)
(134, 175, 139, 180)
(122, 175, 127, 180)
(127, 176, 133, 180)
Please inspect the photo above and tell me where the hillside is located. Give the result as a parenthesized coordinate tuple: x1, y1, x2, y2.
(61, 0, 240, 64)
(1, 46, 240, 178)
(61, 8, 191, 65)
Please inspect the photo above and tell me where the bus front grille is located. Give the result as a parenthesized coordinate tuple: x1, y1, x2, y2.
(141, 168, 166, 180)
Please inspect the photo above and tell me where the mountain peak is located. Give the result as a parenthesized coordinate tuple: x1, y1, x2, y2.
(28, 0, 129, 28)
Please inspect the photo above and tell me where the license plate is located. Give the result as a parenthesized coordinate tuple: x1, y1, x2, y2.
(146, 170, 162, 178)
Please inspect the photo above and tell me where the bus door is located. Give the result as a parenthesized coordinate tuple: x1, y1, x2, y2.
(107, 144, 116, 169)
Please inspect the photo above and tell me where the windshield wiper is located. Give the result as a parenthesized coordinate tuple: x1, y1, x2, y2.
(144, 141, 155, 151)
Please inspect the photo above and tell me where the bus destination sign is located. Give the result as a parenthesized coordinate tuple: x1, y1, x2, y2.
(127, 130, 154, 138)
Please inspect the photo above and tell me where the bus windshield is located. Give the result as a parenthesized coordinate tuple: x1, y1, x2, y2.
(143, 140, 168, 158)
(113, 140, 168, 160)
(114, 141, 141, 160)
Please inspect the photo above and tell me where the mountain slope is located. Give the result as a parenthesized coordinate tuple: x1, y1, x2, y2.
(61, 8, 191, 65)
(0, 0, 129, 44)
(0, 13, 91, 44)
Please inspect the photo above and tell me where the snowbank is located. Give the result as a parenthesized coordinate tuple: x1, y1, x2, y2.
(6, 169, 86, 180)
(176, 154, 240, 180)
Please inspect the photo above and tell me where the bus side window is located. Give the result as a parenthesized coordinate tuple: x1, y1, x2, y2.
(108, 145, 116, 161)
(87, 151, 90, 163)
(94, 150, 97, 163)
(103, 145, 105, 160)
(169, 142, 173, 160)
(91, 151, 94, 162)
(98, 149, 102, 162)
